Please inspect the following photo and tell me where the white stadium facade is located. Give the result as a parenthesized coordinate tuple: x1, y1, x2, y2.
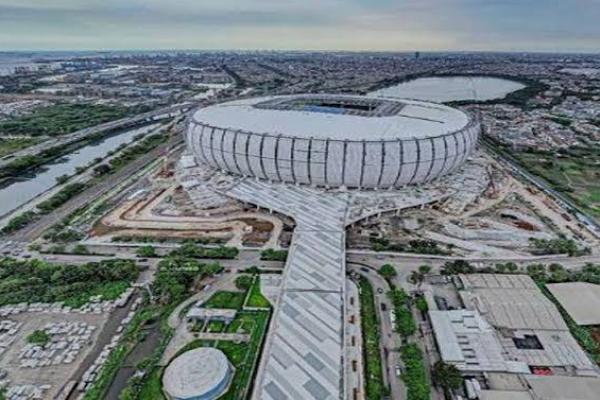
(187, 94, 479, 189)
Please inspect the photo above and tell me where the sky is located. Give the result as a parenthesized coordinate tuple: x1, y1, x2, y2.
(0, 0, 599, 52)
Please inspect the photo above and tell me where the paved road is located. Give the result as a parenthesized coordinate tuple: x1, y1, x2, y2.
(349, 263, 406, 400)
(348, 251, 600, 272)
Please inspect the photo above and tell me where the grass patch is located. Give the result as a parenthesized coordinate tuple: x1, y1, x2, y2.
(203, 291, 246, 310)
(245, 277, 271, 308)
(137, 367, 164, 400)
(206, 320, 226, 333)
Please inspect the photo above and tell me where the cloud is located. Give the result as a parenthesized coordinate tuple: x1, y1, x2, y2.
(0, 0, 598, 51)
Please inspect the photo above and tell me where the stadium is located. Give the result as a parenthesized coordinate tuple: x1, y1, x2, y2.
(186, 94, 479, 189)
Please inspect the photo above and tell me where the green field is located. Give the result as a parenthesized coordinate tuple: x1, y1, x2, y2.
(515, 146, 600, 218)
(203, 290, 246, 310)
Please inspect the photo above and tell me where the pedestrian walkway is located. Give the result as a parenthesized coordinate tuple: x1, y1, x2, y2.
(225, 179, 350, 400)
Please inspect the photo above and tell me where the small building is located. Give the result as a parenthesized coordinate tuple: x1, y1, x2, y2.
(162, 348, 233, 400)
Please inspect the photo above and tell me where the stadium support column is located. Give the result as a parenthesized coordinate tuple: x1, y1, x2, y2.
(220, 128, 232, 173)
(423, 137, 436, 182)
(244, 132, 255, 178)
(393, 140, 404, 188)
(341, 140, 348, 188)
(408, 139, 421, 185)
(208, 127, 219, 168)
(198, 125, 209, 165)
(307, 137, 313, 186)
(359, 140, 366, 189)
(274, 134, 283, 182)
(440, 135, 449, 176)
(324, 139, 330, 188)
(258, 133, 268, 180)
(376, 140, 386, 189)
(290, 137, 297, 183)
(232, 130, 243, 175)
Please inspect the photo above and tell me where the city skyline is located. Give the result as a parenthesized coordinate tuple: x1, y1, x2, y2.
(0, 0, 599, 52)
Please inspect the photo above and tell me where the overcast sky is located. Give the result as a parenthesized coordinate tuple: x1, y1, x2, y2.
(0, 0, 599, 52)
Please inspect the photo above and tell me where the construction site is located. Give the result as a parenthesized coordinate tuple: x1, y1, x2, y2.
(347, 152, 597, 258)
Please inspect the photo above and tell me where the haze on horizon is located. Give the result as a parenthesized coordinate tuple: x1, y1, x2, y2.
(0, 0, 598, 53)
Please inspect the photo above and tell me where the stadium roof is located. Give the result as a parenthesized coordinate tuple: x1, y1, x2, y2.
(192, 94, 470, 141)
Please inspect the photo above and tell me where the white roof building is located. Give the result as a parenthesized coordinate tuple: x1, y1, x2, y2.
(547, 282, 600, 326)
(162, 348, 232, 400)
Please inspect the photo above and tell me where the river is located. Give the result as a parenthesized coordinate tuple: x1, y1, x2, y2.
(0, 124, 160, 217)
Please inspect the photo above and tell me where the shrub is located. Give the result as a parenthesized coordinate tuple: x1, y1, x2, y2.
(259, 249, 288, 261)
(27, 330, 50, 346)
(235, 275, 253, 291)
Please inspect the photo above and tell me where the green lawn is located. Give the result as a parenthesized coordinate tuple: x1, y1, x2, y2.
(203, 290, 246, 310)
(137, 367, 165, 400)
(245, 277, 271, 308)
(206, 320, 225, 333)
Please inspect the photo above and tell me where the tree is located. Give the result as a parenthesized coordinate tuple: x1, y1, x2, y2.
(55, 174, 70, 184)
(260, 249, 288, 261)
(245, 265, 261, 275)
(137, 245, 157, 258)
(432, 361, 463, 394)
(27, 330, 50, 346)
(409, 270, 426, 287)
(526, 263, 548, 282)
(415, 296, 429, 313)
(418, 265, 432, 275)
(72, 244, 89, 255)
(441, 260, 475, 275)
(379, 264, 397, 281)
(93, 164, 112, 176)
(235, 275, 253, 291)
